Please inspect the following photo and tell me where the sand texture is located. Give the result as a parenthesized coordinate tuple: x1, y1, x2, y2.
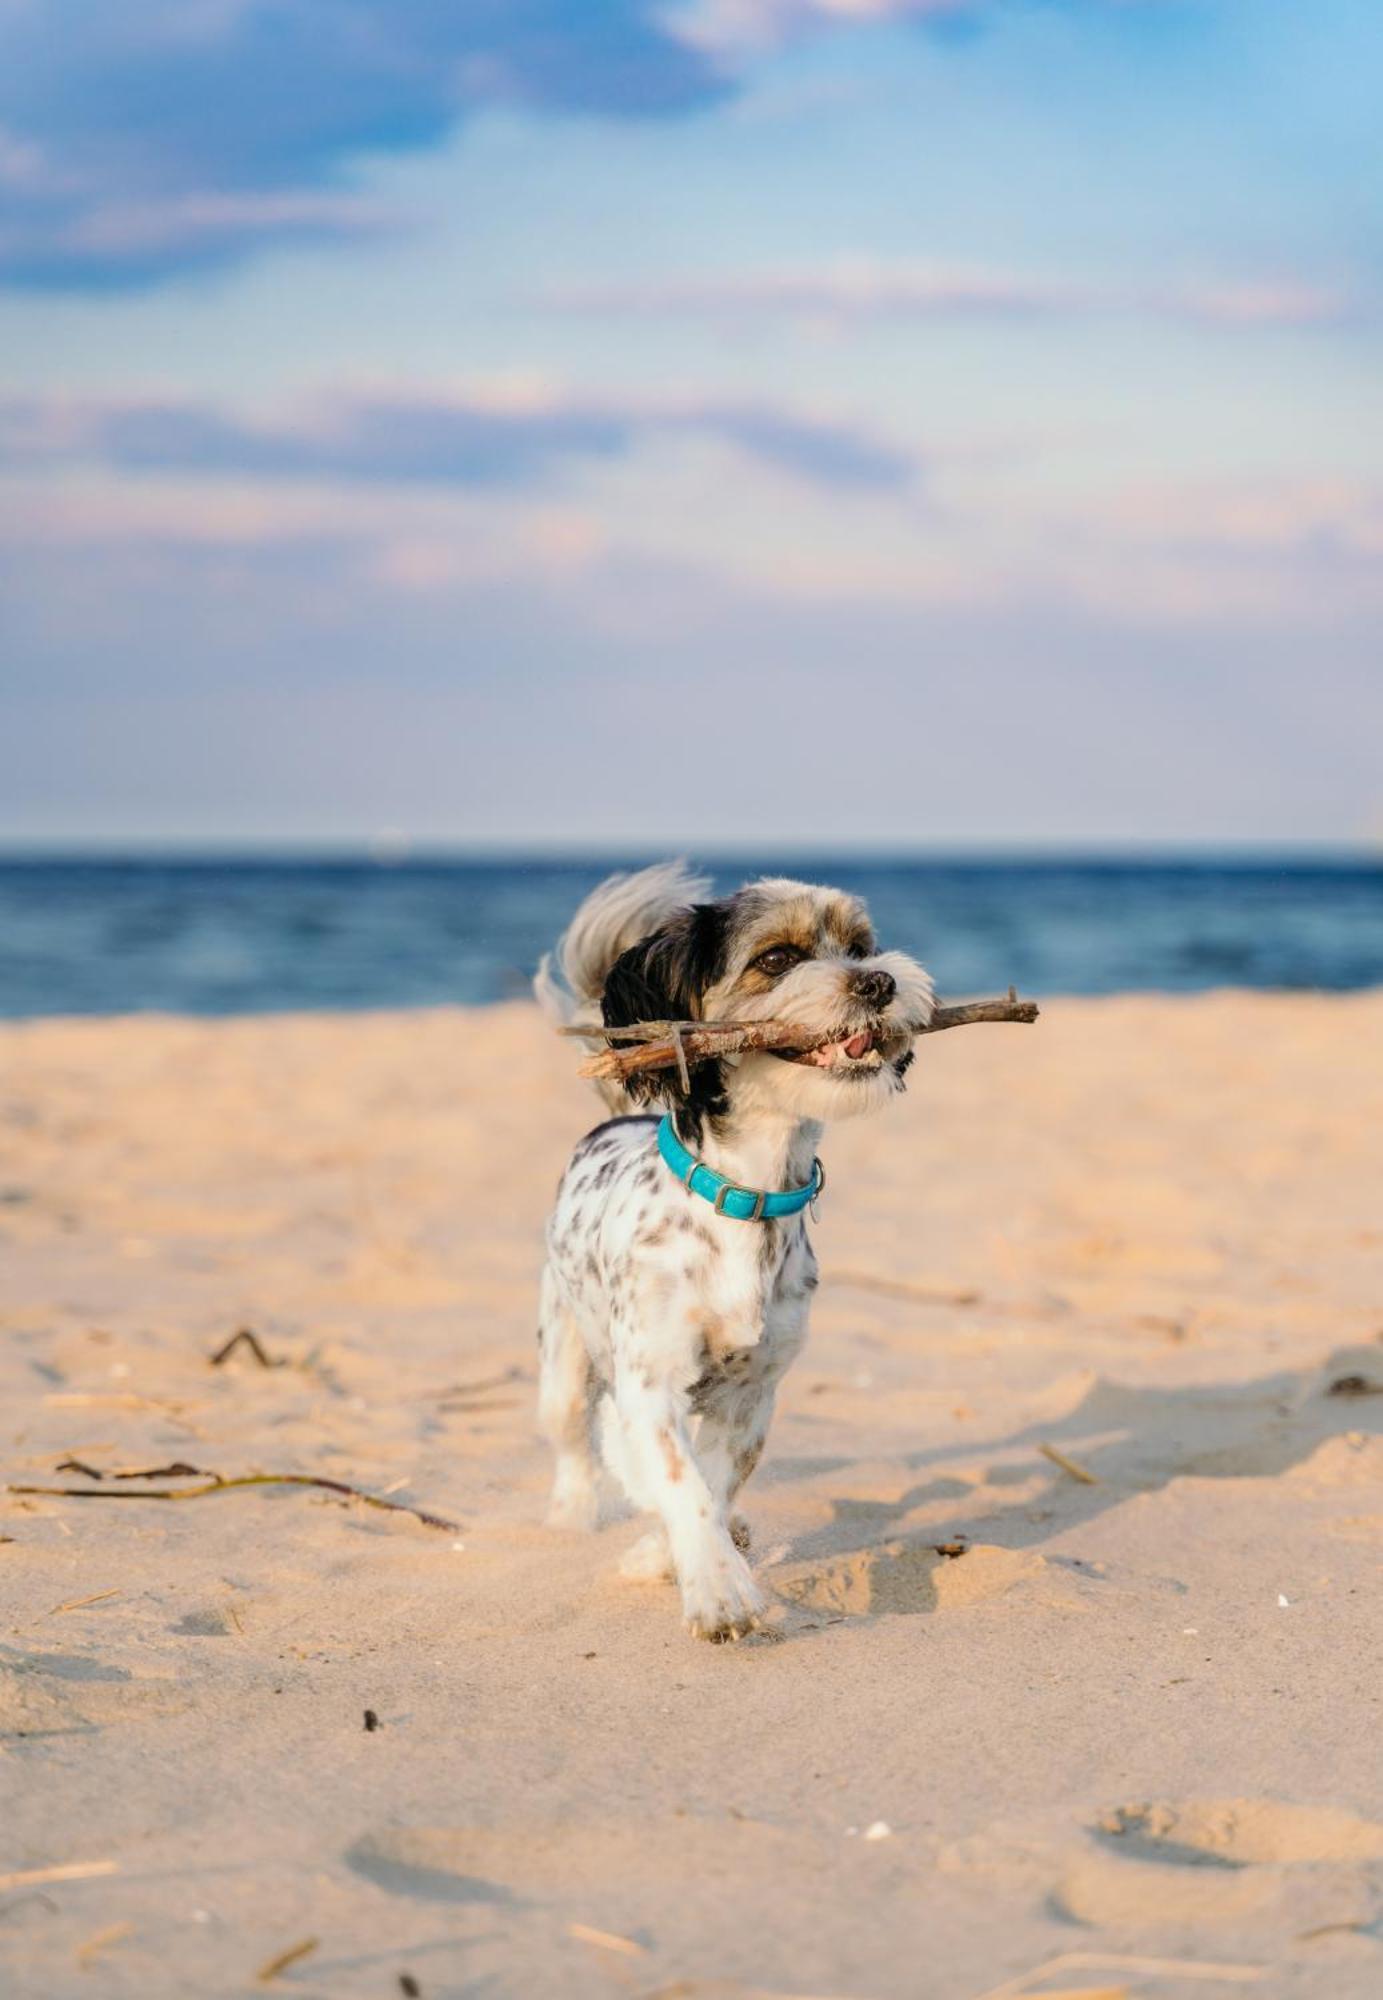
(2, 994, 1382, 2000)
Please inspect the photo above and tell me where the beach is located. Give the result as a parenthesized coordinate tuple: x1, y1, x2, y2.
(2, 992, 1381, 1999)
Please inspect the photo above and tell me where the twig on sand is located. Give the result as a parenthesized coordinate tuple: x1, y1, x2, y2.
(55, 1459, 203, 1481)
(827, 1270, 982, 1308)
(1038, 1442, 1099, 1486)
(76, 1922, 134, 1967)
(433, 1364, 529, 1413)
(0, 1860, 119, 1893)
(435, 1366, 528, 1399)
(561, 990, 1038, 1084)
(45, 1588, 121, 1616)
(255, 1937, 319, 1984)
(43, 1392, 190, 1414)
(568, 1921, 646, 1957)
(209, 1327, 283, 1369)
(10, 1469, 458, 1533)
(970, 1950, 1266, 1999)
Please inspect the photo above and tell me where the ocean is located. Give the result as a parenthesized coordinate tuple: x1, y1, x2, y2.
(0, 854, 1380, 1018)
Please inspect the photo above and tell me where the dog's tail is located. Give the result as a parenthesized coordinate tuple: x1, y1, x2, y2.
(535, 860, 710, 1111)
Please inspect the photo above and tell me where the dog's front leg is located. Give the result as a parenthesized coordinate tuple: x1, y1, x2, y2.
(614, 1368, 765, 1642)
(695, 1377, 777, 1546)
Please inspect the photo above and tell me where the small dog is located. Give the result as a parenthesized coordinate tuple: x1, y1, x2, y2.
(534, 862, 934, 1640)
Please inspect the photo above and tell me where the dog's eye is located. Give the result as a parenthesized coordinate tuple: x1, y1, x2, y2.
(844, 937, 873, 960)
(752, 944, 804, 978)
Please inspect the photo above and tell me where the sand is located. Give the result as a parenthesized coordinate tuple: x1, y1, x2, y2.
(2, 993, 1381, 2000)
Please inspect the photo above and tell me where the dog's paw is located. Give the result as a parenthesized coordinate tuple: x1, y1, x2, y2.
(545, 1461, 600, 1533)
(680, 1547, 766, 1643)
(619, 1528, 674, 1583)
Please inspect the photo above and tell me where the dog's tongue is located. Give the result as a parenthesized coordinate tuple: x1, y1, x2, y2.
(802, 1028, 876, 1066)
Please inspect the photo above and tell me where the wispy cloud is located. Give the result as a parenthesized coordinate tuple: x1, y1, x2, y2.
(544, 259, 1356, 331)
(672, 0, 985, 58)
(8, 400, 1380, 639)
(1108, 476, 1383, 561)
(0, 2, 729, 289)
(12, 190, 404, 275)
(0, 386, 916, 493)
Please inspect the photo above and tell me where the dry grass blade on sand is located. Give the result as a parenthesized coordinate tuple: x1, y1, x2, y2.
(254, 1936, 319, 1983)
(11, 1470, 458, 1532)
(0, 1860, 119, 1893)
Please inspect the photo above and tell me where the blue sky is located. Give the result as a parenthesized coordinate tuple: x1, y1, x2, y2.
(1, 0, 1379, 847)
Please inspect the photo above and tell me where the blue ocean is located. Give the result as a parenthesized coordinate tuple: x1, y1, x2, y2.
(0, 854, 1379, 1018)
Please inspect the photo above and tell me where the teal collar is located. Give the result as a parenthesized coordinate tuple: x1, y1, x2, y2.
(657, 1113, 823, 1223)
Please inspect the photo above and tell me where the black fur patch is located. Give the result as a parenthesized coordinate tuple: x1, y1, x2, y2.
(601, 902, 733, 1146)
(573, 1114, 658, 1156)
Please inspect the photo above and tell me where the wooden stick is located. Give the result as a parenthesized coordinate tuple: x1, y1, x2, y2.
(567, 990, 1038, 1084)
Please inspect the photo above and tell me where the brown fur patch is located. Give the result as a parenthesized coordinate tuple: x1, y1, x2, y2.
(731, 1433, 766, 1492)
(821, 892, 873, 955)
(689, 1310, 730, 1359)
(658, 1427, 684, 1484)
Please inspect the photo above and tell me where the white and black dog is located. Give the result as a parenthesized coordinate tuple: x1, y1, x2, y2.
(534, 863, 935, 1641)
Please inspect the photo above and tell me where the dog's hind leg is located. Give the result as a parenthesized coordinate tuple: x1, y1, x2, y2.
(537, 1266, 601, 1531)
(598, 1402, 676, 1579)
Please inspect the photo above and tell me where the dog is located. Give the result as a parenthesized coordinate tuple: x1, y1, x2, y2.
(534, 862, 935, 1641)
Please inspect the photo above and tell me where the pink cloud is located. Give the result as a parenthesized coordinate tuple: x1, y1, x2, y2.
(543, 259, 1356, 331)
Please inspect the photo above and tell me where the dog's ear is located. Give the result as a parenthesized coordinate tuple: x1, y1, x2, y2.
(602, 904, 729, 1124)
(602, 903, 727, 1030)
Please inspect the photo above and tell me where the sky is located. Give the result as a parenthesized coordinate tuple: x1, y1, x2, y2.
(1, 0, 1380, 850)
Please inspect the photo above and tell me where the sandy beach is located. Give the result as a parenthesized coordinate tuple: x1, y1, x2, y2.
(2, 993, 1381, 2000)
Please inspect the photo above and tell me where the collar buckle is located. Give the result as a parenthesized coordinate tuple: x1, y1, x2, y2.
(714, 1182, 765, 1220)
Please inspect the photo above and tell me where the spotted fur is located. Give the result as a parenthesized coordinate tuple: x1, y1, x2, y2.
(535, 864, 934, 1642)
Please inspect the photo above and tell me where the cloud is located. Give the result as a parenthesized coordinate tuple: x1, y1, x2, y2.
(8, 405, 1381, 642)
(0, 385, 916, 493)
(544, 259, 1356, 331)
(0, 2, 729, 289)
(670, 0, 1196, 60)
(672, 0, 982, 58)
(3, 190, 403, 283)
(5, 524, 1381, 850)
(1108, 476, 1383, 561)
(0, 1, 1188, 290)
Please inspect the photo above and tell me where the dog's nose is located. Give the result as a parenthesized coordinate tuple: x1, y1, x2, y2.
(851, 967, 896, 1009)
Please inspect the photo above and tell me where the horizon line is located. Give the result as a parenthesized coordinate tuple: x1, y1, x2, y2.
(0, 839, 1379, 866)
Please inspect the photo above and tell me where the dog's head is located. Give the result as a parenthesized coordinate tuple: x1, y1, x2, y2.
(602, 877, 934, 1141)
